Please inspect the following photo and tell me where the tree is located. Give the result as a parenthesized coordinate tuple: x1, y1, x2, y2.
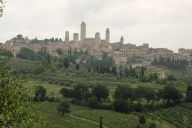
(0, 57, 44, 127)
(73, 84, 90, 103)
(135, 87, 156, 104)
(166, 74, 177, 81)
(34, 86, 46, 101)
(0, 48, 13, 57)
(124, 67, 129, 77)
(149, 123, 156, 128)
(57, 101, 70, 116)
(92, 85, 109, 103)
(139, 115, 146, 126)
(158, 86, 182, 105)
(75, 64, 80, 70)
(56, 49, 64, 56)
(17, 47, 38, 61)
(63, 58, 69, 68)
(99, 116, 103, 128)
(87, 96, 99, 108)
(114, 86, 134, 100)
(119, 66, 124, 77)
(186, 85, 192, 102)
(0, 0, 5, 17)
(59, 88, 74, 98)
(113, 98, 132, 113)
(140, 66, 146, 77)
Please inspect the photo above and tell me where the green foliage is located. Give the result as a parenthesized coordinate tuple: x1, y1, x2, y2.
(57, 101, 70, 116)
(59, 88, 74, 98)
(135, 87, 156, 102)
(92, 85, 109, 102)
(56, 48, 64, 55)
(0, 57, 44, 127)
(73, 84, 90, 103)
(63, 58, 69, 68)
(186, 85, 192, 102)
(113, 99, 132, 113)
(114, 86, 133, 100)
(139, 115, 146, 125)
(34, 63, 45, 74)
(17, 47, 38, 61)
(99, 116, 103, 128)
(148, 103, 192, 128)
(166, 74, 177, 81)
(0, 0, 5, 17)
(0, 48, 13, 57)
(158, 86, 183, 105)
(152, 57, 188, 70)
(148, 123, 157, 128)
(139, 72, 158, 82)
(34, 85, 47, 102)
(75, 64, 80, 70)
(87, 96, 99, 108)
(37, 102, 139, 128)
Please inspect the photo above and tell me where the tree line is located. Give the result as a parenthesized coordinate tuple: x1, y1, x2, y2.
(57, 83, 192, 114)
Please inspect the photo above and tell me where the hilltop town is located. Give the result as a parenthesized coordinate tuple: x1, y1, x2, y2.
(1, 22, 192, 67)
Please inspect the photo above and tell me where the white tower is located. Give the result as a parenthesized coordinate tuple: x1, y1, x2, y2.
(106, 28, 110, 43)
(65, 31, 70, 44)
(80, 21, 86, 41)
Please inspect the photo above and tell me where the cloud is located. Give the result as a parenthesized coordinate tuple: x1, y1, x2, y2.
(0, 0, 192, 51)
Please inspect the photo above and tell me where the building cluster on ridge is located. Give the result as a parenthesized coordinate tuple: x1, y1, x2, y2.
(1, 22, 192, 66)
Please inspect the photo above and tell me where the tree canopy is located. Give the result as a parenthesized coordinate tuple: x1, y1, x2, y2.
(0, 0, 4, 17)
(92, 84, 109, 102)
(0, 57, 44, 127)
(57, 101, 71, 116)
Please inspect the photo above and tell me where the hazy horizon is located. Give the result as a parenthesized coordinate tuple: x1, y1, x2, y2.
(0, 0, 192, 52)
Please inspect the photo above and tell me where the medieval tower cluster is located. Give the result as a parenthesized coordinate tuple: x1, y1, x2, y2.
(63, 21, 117, 50)
(1, 21, 192, 66)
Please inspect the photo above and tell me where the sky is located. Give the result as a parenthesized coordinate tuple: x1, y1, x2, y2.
(0, 0, 192, 52)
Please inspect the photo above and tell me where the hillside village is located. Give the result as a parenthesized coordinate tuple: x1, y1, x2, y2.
(1, 22, 192, 68)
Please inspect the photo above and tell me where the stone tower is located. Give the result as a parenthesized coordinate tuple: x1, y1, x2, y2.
(80, 21, 86, 41)
(95, 32, 101, 44)
(65, 31, 69, 44)
(120, 36, 124, 44)
(73, 33, 79, 42)
(106, 28, 110, 43)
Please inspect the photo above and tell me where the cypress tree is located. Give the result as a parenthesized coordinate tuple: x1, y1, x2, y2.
(99, 116, 103, 128)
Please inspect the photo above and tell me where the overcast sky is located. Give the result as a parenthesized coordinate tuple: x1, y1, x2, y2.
(0, 0, 192, 52)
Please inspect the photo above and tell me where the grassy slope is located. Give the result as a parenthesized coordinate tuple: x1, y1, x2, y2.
(10, 58, 190, 128)
(9, 58, 187, 92)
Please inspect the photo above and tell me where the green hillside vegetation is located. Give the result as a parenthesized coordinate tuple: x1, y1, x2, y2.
(2, 48, 192, 128)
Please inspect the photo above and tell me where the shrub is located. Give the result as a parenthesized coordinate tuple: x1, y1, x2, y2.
(87, 96, 99, 108)
(57, 101, 71, 116)
(113, 99, 132, 113)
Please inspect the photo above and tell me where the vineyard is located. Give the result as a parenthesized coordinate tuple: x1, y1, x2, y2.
(73, 109, 138, 128)
(37, 102, 140, 128)
(148, 103, 192, 128)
